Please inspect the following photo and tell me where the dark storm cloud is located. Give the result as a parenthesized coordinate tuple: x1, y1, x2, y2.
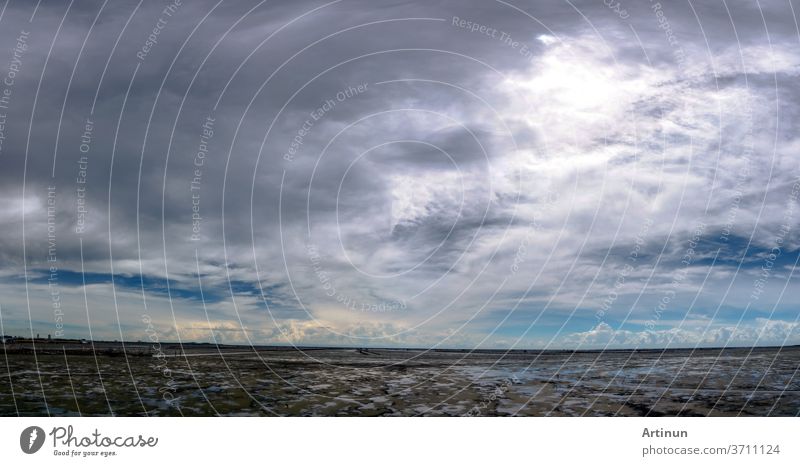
(0, 0, 798, 347)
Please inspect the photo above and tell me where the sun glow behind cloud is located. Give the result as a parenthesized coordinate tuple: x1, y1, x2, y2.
(0, 0, 798, 349)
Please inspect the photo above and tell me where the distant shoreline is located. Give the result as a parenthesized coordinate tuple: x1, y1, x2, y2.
(2, 336, 798, 356)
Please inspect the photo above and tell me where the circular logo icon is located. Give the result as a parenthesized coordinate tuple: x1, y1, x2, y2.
(20, 426, 45, 454)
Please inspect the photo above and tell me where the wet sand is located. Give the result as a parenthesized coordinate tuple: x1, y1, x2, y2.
(1, 345, 798, 416)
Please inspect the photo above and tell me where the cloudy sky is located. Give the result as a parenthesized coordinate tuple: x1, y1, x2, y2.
(0, 0, 798, 349)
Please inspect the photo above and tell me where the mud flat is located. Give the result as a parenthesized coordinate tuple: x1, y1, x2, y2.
(1, 345, 798, 416)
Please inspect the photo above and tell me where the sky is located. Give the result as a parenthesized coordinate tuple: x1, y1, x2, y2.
(0, 0, 798, 349)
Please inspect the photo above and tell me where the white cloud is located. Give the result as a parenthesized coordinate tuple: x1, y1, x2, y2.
(564, 318, 800, 349)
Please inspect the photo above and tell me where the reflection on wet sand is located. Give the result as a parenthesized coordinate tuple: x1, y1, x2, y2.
(1, 345, 798, 416)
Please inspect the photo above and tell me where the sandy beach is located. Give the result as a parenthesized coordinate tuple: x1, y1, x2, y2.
(1, 343, 798, 416)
